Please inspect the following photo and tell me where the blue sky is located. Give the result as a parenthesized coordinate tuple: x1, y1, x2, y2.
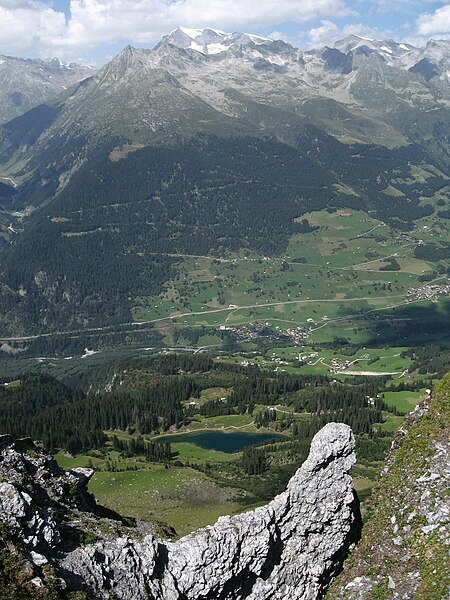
(0, 1, 449, 64)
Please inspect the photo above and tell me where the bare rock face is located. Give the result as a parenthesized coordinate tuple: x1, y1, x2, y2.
(0, 435, 93, 557)
(0, 424, 360, 599)
(60, 423, 360, 599)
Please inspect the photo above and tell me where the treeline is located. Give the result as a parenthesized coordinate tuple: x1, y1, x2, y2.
(111, 435, 171, 462)
(379, 257, 401, 271)
(414, 242, 450, 262)
(295, 125, 438, 226)
(0, 372, 189, 453)
(0, 352, 429, 460)
(0, 354, 260, 452)
(404, 345, 450, 376)
(240, 429, 391, 480)
(201, 374, 389, 438)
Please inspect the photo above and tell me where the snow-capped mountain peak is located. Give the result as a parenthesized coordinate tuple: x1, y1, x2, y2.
(156, 26, 273, 56)
(175, 26, 226, 38)
(332, 35, 415, 64)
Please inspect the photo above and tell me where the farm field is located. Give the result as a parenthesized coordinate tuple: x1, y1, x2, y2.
(128, 208, 450, 354)
(261, 345, 413, 377)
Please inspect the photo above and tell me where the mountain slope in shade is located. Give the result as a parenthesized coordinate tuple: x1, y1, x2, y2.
(0, 29, 450, 333)
(0, 55, 95, 124)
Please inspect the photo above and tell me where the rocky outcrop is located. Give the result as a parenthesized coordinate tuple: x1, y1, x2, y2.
(0, 423, 361, 599)
(0, 435, 94, 559)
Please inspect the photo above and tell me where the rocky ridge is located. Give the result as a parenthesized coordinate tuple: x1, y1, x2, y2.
(0, 55, 94, 124)
(2, 29, 450, 167)
(2, 28, 450, 218)
(0, 423, 361, 599)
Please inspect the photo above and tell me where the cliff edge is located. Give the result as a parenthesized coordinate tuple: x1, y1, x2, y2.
(0, 423, 360, 599)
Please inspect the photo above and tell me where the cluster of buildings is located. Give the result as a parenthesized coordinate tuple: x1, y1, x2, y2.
(329, 357, 352, 371)
(224, 324, 310, 345)
(406, 282, 450, 302)
(284, 327, 311, 345)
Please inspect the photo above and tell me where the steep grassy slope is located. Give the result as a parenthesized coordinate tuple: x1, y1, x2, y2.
(328, 375, 450, 599)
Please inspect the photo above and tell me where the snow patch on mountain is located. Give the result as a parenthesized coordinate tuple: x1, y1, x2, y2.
(159, 27, 273, 56)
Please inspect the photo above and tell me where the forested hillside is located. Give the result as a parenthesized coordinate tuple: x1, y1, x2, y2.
(0, 128, 446, 334)
(0, 353, 420, 469)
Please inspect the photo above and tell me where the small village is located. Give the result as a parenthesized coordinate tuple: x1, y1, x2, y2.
(406, 282, 450, 303)
(224, 324, 311, 345)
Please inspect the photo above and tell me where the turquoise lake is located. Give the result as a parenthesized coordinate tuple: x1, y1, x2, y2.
(159, 431, 285, 453)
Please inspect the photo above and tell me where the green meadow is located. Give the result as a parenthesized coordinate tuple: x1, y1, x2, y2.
(88, 466, 243, 538)
(381, 389, 426, 413)
(127, 207, 450, 353)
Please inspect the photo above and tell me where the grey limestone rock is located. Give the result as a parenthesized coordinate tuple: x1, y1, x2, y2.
(61, 422, 361, 599)
(0, 434, 92, 554)
(0, 426, 360, 598)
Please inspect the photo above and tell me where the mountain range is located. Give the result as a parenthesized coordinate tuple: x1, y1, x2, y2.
(0, 55, 95, 124)
(1, 27, 450, 334)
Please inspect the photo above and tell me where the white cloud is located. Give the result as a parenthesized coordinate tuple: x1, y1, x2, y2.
(175, 0, 354, 29)
(308, 20, 339, 47)
(0, 4, 66, 56)
(59, 0, 353, 49)
(307, 19, 391, 47)
(0, 0, 355, 60)
(416, 4, 450, 37)
(267, 30, 295, 43)
(6, 0, 443, 61)
(0, 0, 41, 7)
(356, 0, 448, 18)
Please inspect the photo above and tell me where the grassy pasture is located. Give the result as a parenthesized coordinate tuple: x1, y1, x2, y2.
(55, 449, 244, 537)
(88, 466, 243, 538)
(377, 412, 404, 433)
(381, 390, 426, 413)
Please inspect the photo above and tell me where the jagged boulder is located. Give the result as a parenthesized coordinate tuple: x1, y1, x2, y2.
(0, 424, 360, 599)
(0, 434, 94, 558)
(60, 423, 360, 599)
